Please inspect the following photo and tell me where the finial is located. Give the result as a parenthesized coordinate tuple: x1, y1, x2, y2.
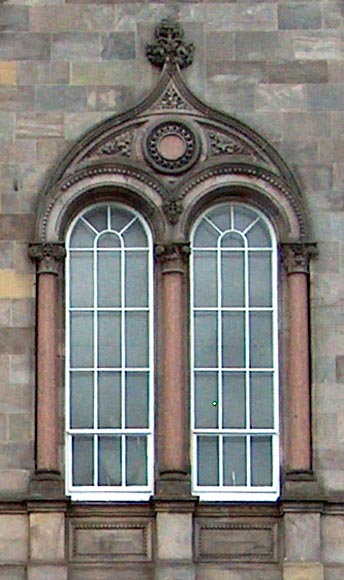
(146, 18, 194, 70)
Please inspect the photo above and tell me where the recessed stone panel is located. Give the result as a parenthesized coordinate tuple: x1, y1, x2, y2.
(195, 519, 278, 563)
(69, 518, 153, 563)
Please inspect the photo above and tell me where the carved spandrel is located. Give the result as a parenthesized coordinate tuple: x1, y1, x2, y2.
(29, 242, 66, 274)
(208, 131, 253, 158)
(280, 243, 317, 274)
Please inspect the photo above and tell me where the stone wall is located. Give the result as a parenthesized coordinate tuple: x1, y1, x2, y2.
(0, 1, 344, 579)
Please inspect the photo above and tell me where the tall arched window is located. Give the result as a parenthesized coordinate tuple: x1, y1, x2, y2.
(65, 203, 154, 501)
(191, 202, 279, 501)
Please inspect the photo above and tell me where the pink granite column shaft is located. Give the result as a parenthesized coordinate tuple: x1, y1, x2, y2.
(282, 243, 316, 474)
(29, 243, 66, 475)
(156, 243, 190, 476)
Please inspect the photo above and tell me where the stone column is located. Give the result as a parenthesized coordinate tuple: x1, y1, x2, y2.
(155, 243, 190, 496)
(29, 242, 66, 494)
(281, 243, 316, 475)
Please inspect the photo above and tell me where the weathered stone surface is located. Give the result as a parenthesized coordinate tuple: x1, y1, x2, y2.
(70, 567, 152, 580)
(336, 356, 344, 383)
(0, 87, 34, 112)
(101, 32, 136, 60)
(0, 515, 28, 562)
(0, 34, 50, 61)
(278, 3, 322, 30)
(17, 62, 69, 86)
(157, 513, 193, 561)
(34, 86, 87, 112)
(293, 32, 342, 61)
(205, 4, 277, 31)
(29, 6, 117, 33)
(0, 566, 26, 580)
(0, 7, 29, 32)
(265, 61, 328, 84)
(283, 562, 324, 580)
(323, 516, 344, 564)
(235, 31, 293, 60)
(16, 112, 63, 139)
(255, 84, 306, 112)
(8, 413, 33, 442)
(51, 33, 100, 61)
(28, 566, 67, 580)
(284, 513, 321, 561)
(0, 63, 16, 86)
(30, 513, 65, 562)
(196, 567, 281, 580)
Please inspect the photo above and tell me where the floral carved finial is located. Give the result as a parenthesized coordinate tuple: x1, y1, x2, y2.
(146, 18, 194, 70)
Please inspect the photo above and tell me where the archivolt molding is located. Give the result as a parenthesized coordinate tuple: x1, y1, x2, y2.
(34, 19, 311, 245)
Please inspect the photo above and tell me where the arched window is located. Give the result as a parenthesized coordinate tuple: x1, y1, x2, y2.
(65, 203, 154, 501)
(190, 202, 279, 501)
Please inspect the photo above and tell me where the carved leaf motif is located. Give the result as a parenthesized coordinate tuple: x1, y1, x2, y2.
(100, 132, 132, 157)
(158, 87, 188, 111)
(146, 18, 194, 70)
(208, 132, 252, 157)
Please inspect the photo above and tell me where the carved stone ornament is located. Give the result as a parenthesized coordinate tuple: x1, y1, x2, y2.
(146, 18, 194, 70)
(208, 131, 253, 157)
(163, 199, 184, 224)
(280, 243, 317, 274)
(100, 131, 132, 157)
(158, 86, 188, 111)
(144, 120, 200, 174)
(28, 242, 66, 274)
(155, 242, 191, 265)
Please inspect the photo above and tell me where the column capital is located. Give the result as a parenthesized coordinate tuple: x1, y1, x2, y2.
(155, 242, 190, 273)
(29, 242, 66, 274)
(280, 242, 317, 274)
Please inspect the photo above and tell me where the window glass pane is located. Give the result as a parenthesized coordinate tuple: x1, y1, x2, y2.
(125, 312, 148, 367)
(194, 312, 217, 368)
(249, 252, 272, 307)
(197, 436, 219, 486)
(194, 251, 217, 307)
(250, 312, 273, 368)
(250, 372, 274, 428)
(98, 436, 121, 486)
(207, 206, 230, 232)
(193, 219, 219, 248)
(70, 220, 95, 247)
(233, 206, 257, 232)
(70, 372, 93, 428)
(123, 219, 147, 247)
(194, 371, 218, 428)
(70, 252, 93, 307)
(126, 252, 148, 307)
(97, 251, 121, 307)
(246, 220, 271, 247)
(83, 206, 107, 233)
(98, 371, 121, 428)
(251, 436, 272, 486)
(223, 312, 245, 368)
(224, 436, 247, 486)
(223, 372, 246, 428)
(221, 251, 244, 307)
(126, 372, 149, 428)
(97, 232, 120, 248)
(70, 312, 93, 368)
(98, 312, 121, 368)
(126, 436, 147, 486)
(221, 232, 244, 248)
(72, 436, 93, 486)
(111, 207, 135, 232)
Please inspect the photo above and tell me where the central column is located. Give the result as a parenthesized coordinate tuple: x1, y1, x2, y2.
(155, 242, 190, 496)
(29, 242, 66, 495)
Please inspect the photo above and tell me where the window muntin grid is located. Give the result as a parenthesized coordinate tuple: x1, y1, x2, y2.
(65, 203, 154, 501)
(191, 203, 279, 501)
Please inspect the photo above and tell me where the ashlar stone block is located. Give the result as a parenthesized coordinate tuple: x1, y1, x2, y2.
(284, 512, 321, 562)
(30, 513, 65, 562)
(283, 562, 324, 580)
(0, 515, 28, 563)
(156, 512, 192, 561)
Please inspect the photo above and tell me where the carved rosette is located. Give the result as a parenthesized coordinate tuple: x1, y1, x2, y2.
(144, 120, 200, 174)
(158, 87, 188, 111)
(146, 18, 194, 70)
(162, 199, 184, 224)
(155, 242, 191, 272)
(280, 243, 317, 274)
(29, 242, 66, 274)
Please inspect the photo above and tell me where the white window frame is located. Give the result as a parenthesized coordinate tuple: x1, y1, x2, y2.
(65, 202, 154, 501)
(190, 202, 280, 502)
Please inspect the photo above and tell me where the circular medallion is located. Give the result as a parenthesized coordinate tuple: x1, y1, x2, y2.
(144, 120, 200, 174)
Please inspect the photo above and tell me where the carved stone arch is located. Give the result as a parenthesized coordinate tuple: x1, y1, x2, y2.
(29, 18, 316, 497)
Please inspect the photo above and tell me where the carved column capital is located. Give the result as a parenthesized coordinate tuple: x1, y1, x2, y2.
(155, 242, 190, 273)
(28, 242, 66, 274)
(280, 243, 317, 274)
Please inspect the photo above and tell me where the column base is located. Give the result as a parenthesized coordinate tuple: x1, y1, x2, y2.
(29, 470, 64, 499)
(283, 562, 324, 580)
(282, 472, 324, 501)
(155, 474, 193, 500)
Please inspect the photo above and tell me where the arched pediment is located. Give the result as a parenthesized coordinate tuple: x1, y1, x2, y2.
(36, 18, 310, 244)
